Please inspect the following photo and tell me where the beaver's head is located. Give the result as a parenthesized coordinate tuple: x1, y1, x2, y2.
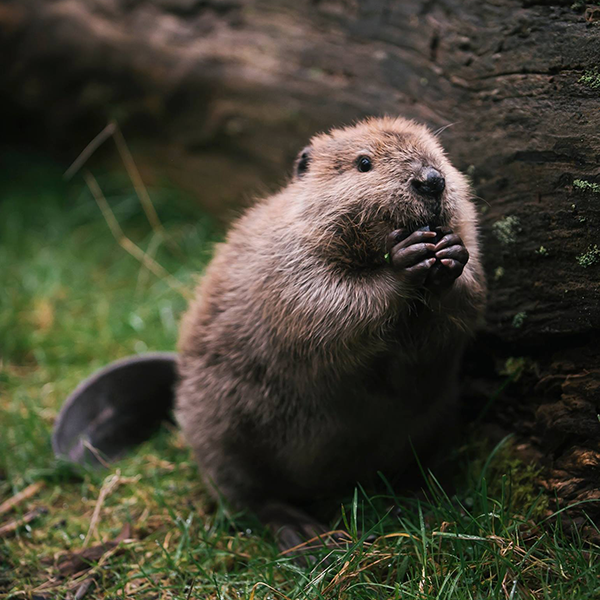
(293, 116, 471, 233)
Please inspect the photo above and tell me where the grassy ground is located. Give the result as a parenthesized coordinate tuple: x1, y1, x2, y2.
(1, 156, 598, 599)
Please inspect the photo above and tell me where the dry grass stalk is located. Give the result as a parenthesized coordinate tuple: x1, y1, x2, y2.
(83, 472, 122, 548)
(111, 121, 165, 240)
(249, 582, 293, 600)
(83, 170, 192, 300)
(0, 507, 47, 538)
(83, 471, 140, 548)
(81, 440, 111, 469)
(66, 120, 185, 284)
(279, 529, 350, 556)
(63, 122, 117, 181)
(70, 576, 96, 600)
(0, 481, 45, 516)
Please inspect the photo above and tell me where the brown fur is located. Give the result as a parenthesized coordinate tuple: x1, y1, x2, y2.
(175, 116, 486, 545)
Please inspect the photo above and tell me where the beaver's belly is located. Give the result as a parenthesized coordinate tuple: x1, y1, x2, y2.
(273, 354, 461, 498)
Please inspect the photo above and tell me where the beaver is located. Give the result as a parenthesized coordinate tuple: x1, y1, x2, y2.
(175, 116, 486, 551)
(53, 116, 486, 555)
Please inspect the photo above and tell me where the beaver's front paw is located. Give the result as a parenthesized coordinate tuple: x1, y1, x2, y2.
(425, 227, 469, 293)
(386, 229, 437, 285)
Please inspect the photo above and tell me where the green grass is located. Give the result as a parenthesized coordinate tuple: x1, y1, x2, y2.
(1, 156, 599, 599)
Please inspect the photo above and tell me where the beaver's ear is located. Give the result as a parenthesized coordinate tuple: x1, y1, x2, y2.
(294, 146, 312, 179)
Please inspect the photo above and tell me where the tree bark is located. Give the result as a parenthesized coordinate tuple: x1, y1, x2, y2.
(1, 0, 599, 527)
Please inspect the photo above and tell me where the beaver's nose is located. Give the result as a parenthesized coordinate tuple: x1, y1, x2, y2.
(412, 167, 445, 198)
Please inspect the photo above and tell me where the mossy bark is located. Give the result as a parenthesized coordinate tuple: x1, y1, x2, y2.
(1, 0, 598, 527)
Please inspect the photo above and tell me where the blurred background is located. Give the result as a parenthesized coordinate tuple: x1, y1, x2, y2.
(1, 0, 599, 577)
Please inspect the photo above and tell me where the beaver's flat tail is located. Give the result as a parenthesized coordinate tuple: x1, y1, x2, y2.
(52, 353, 178, 467)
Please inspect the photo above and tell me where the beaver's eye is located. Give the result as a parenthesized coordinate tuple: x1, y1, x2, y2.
(357, 156, 372, 173)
